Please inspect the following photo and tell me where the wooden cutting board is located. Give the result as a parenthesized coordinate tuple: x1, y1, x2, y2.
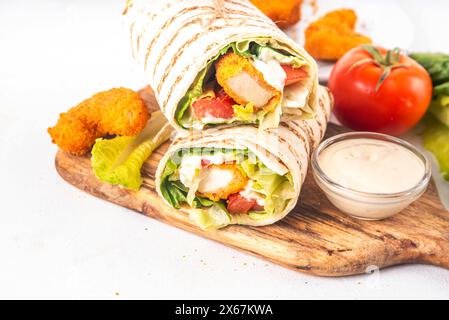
(55, 87, 449, 277)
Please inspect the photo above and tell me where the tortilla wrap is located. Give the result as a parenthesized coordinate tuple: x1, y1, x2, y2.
(155, 85, 332, 228)
(124, 0, 318, 132)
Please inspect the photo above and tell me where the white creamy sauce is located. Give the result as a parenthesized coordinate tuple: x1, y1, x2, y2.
(251, 58, 286, 91)
(318, 139, 425, 194)
(201, 115, 229, 124)
(239, 181, 265, 206)
(179, 156, 203, 188)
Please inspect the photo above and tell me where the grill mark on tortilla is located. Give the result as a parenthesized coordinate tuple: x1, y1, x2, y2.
(326, 87, 334, 110)
(318, 97, 326, 119)
(315, 117, 324, 142)
(160, 32, 240, 108)
(299, 121, 314, 147)
(148, 13, 288, 111)
(129, 21, 136, 58)
(141, 6, 211, 72)
(157, 21, 271, 97)
(224, 8, 276, 27)
(316, 93, 329, 124)
(156, 23, 226, 95)
(153, 15, 210, 79)
(165, 20, 279, 110)
(136, 32, 141, 55)
(277, 128, 303, 164)
(276, 134, 304, 181)
(136, 12, 158, 51)
(227, 0, 257, 11)
(281, 122, 310, 155)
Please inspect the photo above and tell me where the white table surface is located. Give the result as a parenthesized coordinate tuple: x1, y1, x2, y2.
(1, 0, 448, 299)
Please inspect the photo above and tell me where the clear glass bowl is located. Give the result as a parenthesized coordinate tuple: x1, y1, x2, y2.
(311, 132, 431, 220)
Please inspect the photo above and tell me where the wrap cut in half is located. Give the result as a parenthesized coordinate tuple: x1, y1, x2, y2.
(124, 0, 318, 132)
(155, 86, 332, 229)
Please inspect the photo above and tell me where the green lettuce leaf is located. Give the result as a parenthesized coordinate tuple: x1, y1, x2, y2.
(429, 95, 449, 127)
(175, 66, 210, 128)
(189, 203, 231, 230)
(239, 159, 294, 220)
(410, 53, 449, 86)
(423, 115, 449, 181)
(232, 103, 257, 122)
(256, 46, 306, 68)
(434, 82, 449, 96)
(91, 111, 174, 190)
(160, 158, 216, 209)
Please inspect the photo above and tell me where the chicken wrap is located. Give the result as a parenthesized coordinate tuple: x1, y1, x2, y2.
(155, 86, 332, 229)
(124, 0, 318, 132)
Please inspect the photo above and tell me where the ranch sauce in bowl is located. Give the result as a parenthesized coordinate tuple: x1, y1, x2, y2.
(312, 132, 431, 220)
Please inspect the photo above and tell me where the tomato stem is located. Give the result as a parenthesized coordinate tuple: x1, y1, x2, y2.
(349, 45, 410, 92)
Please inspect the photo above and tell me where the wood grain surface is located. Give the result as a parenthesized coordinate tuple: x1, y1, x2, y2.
(54, 87, 449, 277)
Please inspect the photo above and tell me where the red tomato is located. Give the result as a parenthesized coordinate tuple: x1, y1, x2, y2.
(201, 159, 211, 167)
(328, 46, 433, 136)
(192, 89, 235, 120)
(227, 194, 256, 214)
(282, 65, 308, 86)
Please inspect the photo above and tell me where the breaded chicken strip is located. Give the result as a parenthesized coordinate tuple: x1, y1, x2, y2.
(215, 52, 281, 113)
(250, 0, 302, 29)
(305, 9, 372, 61)
(196, 164, 248, 202)
(48, 88, 149, 155)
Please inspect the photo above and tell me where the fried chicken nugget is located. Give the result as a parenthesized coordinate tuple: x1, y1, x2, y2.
(196, 164, 248, 202)
(305, 9, 372, 61)
(250, 0, 302, 29)
(48, 88, 149, 155)
(308, 9, 357, 30)
(215, 52, 281, 113)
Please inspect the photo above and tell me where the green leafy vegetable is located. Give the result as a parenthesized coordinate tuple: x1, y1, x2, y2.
(410, 53, 449, 86)
(411, 52, 449, 181)
(160, 158, 217, 209)
(256, 46, 306, 68)
(434, 82, 449, 97)
(429, 95, 449, 127)
(239, 159, 294, 220)
(423, 115, 449, 181)
(189, 203, 231, 230)
(91, 111, 174, 190)
(232, 103, 257, 122)
(175, 66, 211, 128)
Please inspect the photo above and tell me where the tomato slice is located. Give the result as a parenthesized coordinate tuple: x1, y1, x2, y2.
(201, 159, 211, 167)
(192, 89, 235, 120)
(252, 203, 264, 212)
(282, 65, 308, 86)
(227, 194, 256, 214)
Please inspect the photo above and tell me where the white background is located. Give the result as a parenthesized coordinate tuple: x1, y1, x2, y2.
(1, 0, 449, 299)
